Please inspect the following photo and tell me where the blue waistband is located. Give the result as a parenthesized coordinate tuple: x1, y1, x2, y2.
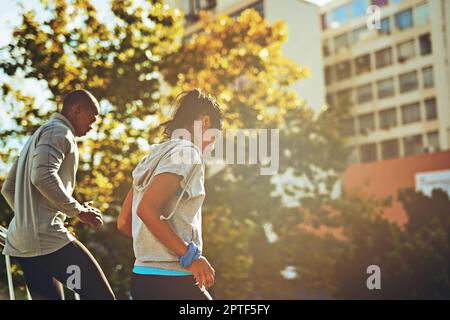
(132, 265, 192, 276)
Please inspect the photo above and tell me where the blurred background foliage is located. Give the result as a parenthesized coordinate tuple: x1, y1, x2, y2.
(0, 0, 448, 299)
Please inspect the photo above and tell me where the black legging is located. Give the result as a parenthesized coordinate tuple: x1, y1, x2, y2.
(14, 239, 115, 300)
(131, 273, 211, 300)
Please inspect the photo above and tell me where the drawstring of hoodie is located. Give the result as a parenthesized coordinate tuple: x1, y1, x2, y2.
(159, 162, 201, 221)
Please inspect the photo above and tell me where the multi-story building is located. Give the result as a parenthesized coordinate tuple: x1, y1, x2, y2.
(321, 0, 450, 164)
(167, 0, 326, 112)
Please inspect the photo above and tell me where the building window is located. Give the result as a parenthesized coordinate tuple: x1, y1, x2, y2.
(185, 0, 217, 22)
(356, 84, 373, 104)
(354, 54, 371, 75)
(397, 39, 416, 63)
(230, 0, 264, 19)
(395, 9, 413, 31)
(334, 33, 350, 53)
(335, 60, 352, 80)
(375, 47, 392, 69)
(422, 66, 434, 88)
(403, 135, 423, 156)
(379, 108, 397, 129)
(352, 26, 369, 43)
(341, 118, 355, 136)
(415, 2, 429, 27)
(326, 93, 335, 109)
(419, 34, 432, 56)
(377, 78, 395, 99)
(351, 0, 369, 18)
(337, 88, 354, 106)
(399, 71, 418, 93)
(358, 113, 375, 135)
(426, 131, 440, 152)
(321, 14, 327, 30)
(325, 66, 333, 85)
(360, 143, 377, 163)
(401, 102, 421, 124)
(425, 98, 437, 120)
(381, 139, 399, 160)
(323, 40, 331, 57)
(347, 146, 358, 164)
(378, 17, 391, 35)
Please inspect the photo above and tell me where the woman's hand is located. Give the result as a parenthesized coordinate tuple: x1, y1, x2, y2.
(187, 256, 215, 290)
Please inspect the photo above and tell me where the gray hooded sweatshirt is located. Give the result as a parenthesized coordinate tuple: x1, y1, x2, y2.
(132, 138, 205, 272)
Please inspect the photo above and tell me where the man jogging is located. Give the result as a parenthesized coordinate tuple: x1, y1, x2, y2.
(1, 89, 115, 300)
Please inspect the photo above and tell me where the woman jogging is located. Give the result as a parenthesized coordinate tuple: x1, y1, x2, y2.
(117, 89, 223, 300)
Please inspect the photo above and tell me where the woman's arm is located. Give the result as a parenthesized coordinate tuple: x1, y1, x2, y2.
(134, 172, 215, 289)
(117, 188, 133, 237)
(136, 173, 189, 256)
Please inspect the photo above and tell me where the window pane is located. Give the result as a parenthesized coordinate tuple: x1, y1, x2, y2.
(335, 60, 352, 80)
(397, 39, 416, 63)
(375, 47, 392, 69)
(337, 88, 354, 106)
(425, 98, 437, 120)
(335, 33, 350, 52)
(395, 9, 413, 30)
(377, 78, 395, 98)
(340, 118, 355, 136)
(325, 66, 333, 85)
(352, 0, 369, 18)
(404, 135, 423, 156)
(422, 67, 434, 88)
(381, 139, 399, 160)
(360, 143, 377, 163)
(401, 102, 421, 124)
(321, 14, 328, 30)
(426, 131, 440, 152)
(355, 54, 371, 74)
(326, 93, 335, 109)
(399, 71, 418, 93)
(420, 34, 432, 55)
(358, 113, 375, 134)
(379, 18, 391, 34)
(352, 26, 369, 43)
(415, 3, 429, 26)
(357, 84, 373, 104)
(379, 108, 397, 129)
(323, 40, 331, 57)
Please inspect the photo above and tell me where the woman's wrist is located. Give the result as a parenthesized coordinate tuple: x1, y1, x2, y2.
(179, 242, 202, 268)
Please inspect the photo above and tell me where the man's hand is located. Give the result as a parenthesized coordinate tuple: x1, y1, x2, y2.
(187, 256, 215, 290)
(77, 202, 103, 229)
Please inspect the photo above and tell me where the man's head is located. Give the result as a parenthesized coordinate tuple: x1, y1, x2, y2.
(61, 89, 100, 137)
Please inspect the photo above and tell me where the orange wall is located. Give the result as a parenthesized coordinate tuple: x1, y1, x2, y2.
(342, 151, 450, 225)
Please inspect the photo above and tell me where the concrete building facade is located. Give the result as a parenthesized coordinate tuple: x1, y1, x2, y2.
(321, 0, 450, 164)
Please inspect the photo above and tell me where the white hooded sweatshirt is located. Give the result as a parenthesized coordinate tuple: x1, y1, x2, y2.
(131, 138, 205, 272)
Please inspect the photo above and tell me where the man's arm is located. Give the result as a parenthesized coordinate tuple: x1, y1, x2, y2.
(1, 157, 19, 211)
(30, 127, 84, 217)
(117, 188, 133, 237)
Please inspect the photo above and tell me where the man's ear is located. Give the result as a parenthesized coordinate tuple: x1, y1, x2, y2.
(72, 104, 81, 115)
